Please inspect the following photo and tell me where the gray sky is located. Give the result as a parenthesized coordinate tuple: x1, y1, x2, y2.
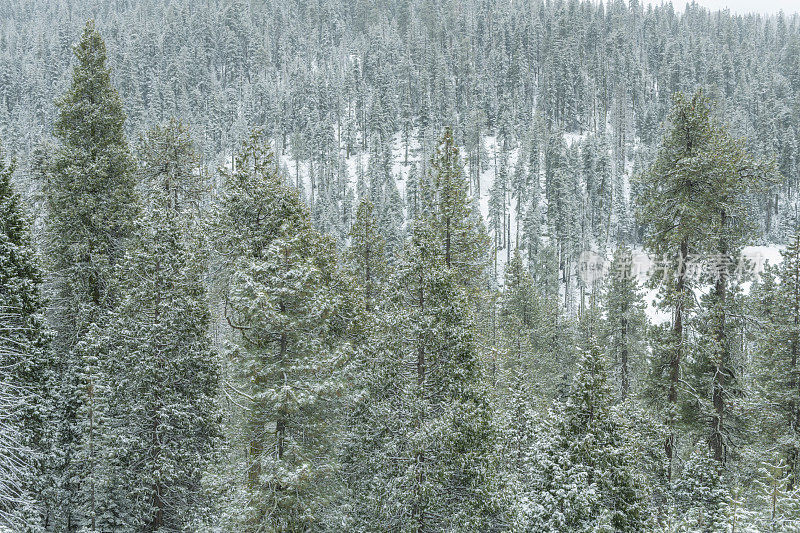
(649, 0, 799, 15)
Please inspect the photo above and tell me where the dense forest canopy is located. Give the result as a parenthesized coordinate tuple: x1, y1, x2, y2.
(0, 1, 798, 217)
(2, 0, 800, 532)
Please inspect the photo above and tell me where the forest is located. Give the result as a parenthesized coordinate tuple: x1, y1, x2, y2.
(2, 0, 800, 531)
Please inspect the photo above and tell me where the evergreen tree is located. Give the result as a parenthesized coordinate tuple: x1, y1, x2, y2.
(754, 231, 800, 488)
(496, 251, 540, 502)
(343, 129, 504, 532)
(683, 91, 771, 463)
(406, 162, 421, 222)
(215, 130, 348, 531)
(637, 92, 719, 478)
(603, 245, 647, 401)
(346, 198, 386, 308)
(4, 1, 800, 527)
(526, 343, 649, 532)
(488, 158, 507, 280)
(45, 20, 137, 531)
(751, 456, 800, 531)
(95, 120, 220, 531)
(0, 142, 53, 532)
(674, 447, 731, 532)
(134, 118, 205, 216)
(384, 217, 505, 531)
(420, 126, 488, 286)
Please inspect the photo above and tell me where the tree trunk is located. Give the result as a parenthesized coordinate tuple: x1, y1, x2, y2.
(790, 233, 800, 488)
(621, 315, 629, 400)
(709, 208, 728, 463)
(666, 235, 689, 480)
(445, 216, 451, 269)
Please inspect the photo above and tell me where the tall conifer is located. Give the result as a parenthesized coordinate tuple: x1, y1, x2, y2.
(45, 21, 137, 530)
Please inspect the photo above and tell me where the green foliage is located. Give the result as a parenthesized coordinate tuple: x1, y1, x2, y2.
(346, 198, 386, 307)
(215, 130, 350, 531)
(421, 126, 489, 285)
(526, 344, 649, 532)
(341, 129, 507, 532)
(94, 121, 220, 531)
(49, 20, 137, 310)
(135, 118, 204, 217)
(750, 457, 800, 532)
(0, 141, 53, 532)
(45, 20, 138, 530)
(674, 448, 731, 532)
(638, 90, 773, 474)
(750, 232, 800, 491)
(637, 91, 712, 313)
(603, 245, 647, 400)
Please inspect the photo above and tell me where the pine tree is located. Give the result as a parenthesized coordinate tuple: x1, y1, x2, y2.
(754, 231, 800, 488)
(751, 456, 800, 531)
(346, 198, 386, 309)
(335, 198, 389, 529)
(603, 245, 647, 401)
(685, 91, 771, 464)
(95, 120, 220, 531)
(421, 126, 488, 286)
(387, 217, 504, 531)
(527, 237, 577, 401)
(406, 162, 421, 222)
(45, 20, 137, 531)
(496, 251, 540, 499)
(488, 160, 507, 280)
(134, 118, 205, 216)
(674, 447, 731, 532)
(377, 177, 405, 263)
(215, 130, 348, 531)
(343, 129, 504, 532)
(526, 343, 649, 532)
(637, 92, 721, 477)
(0, 142, 54, 532)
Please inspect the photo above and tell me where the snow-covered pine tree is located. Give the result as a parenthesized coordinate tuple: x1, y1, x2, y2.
(603, 245, 647, 401)
(95, 120, 220, 531)
(342, 129, 505, 531)
(750, 456, 800, 531)
(682, 90, 772, 464)
(581, 137, 599, 241)
(510, 143, 529, 250)
(0, 142, 54, 532)
(527, 237, 577, 401)
(377, 177, 405, 263)
(134, 118, 206, 217)
(346, 198, 386, 308)
(488, 156, 507, 280)
(526, 343, 649, 532)
(496, 251, 540, 500)
(335, 195, 390, 529)
(753, 231, 800, 488)
(406, 162, 421, 223)
(544, 134, 580, 309)
(674, 447, 731, 532)
(636, 92, 714, 480)
(215, 130, 348, 531)
(45, 20, 137, 531)
(420, 126, 488, 287)
(389, 216, 505, 532)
